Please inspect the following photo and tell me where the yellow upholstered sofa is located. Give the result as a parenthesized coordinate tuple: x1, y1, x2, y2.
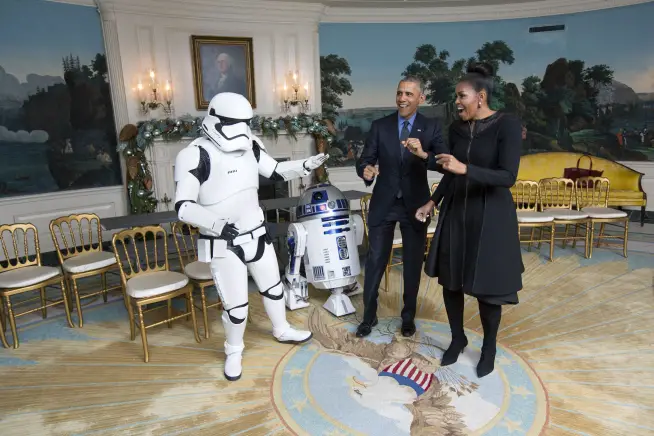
(517, 152, 647, 225)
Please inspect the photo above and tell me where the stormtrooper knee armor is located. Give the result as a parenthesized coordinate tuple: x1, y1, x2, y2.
(173, 92, 329, 381)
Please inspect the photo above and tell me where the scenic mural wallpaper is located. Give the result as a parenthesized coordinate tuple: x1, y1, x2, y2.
(319, 2, 654, 167)
(0, 0, 121, 198)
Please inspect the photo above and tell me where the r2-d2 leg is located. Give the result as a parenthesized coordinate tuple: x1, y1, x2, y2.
(283, 223, 310, 310)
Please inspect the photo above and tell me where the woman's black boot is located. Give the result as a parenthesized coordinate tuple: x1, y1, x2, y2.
(441, 289, 468, 366)
(477, 300, 502, 378)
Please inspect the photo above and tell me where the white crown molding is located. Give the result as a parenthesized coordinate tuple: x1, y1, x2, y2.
(46, 0, 652, 23)
(321, 0, 653, 22)
(95, 0, 325, 24)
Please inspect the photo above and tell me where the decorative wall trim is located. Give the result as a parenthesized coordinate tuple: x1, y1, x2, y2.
(51, 0, 651, 23)
(321, 0, 652, 22)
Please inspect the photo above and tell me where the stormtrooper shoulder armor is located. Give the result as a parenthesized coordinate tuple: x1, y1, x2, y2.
(174, 139, 214, 185)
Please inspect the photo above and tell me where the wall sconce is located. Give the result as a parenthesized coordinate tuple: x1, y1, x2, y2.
(280, 70, 310, 113)
(136, 69, 173, 116)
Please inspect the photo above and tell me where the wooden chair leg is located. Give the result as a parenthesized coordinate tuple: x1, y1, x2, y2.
(200, 286, 210, 339)
(549, 224, 555, 261)
(71, 277, 84, 328)
(623, 219, 629, 258)
(167, 300, 173, 328)
(40, 287, 47, 319)
(587, 222, 594, 259)
(188, 291, 201, 343)
(101, 272, 108, 303)
(126, 297, 136, 341)
(0, 300, 8, 348)
(4, 296, 19, 349)
(137, 305, 149, 363)
(597, 223, 606, 248)
(59, 278, 74, 329)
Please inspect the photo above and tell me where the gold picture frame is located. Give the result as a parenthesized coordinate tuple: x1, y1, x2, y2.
(190, 35, 256, 110)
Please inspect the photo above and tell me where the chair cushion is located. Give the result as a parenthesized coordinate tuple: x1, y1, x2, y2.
(184, 261, 213, 280)
(0, 266, 61, 289)
(62, 251, 117, 274)
(544, 209, 589, 220)
(517, 211, 554, 223)
(581, 207, 628, 219)
(427, 224, 437, 234)
(126, 271, 189, 299)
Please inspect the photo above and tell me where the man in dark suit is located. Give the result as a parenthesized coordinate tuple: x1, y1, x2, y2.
(355, 76, 446, 338)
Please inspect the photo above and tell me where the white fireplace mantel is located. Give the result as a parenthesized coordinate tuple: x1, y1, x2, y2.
(147, 131, 316, 212)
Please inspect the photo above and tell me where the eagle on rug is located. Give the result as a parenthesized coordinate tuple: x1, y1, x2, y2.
(307, 308, 481, 436)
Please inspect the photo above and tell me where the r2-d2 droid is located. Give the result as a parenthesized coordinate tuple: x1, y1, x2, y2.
(283, 183, 365, 317)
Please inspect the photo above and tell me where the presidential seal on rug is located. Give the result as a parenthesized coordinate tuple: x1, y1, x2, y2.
(272, 307, 548, 436)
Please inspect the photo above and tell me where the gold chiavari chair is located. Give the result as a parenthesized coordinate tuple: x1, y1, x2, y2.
(512, 180, 555, 261)
(360, 194, 403, 292)
(112, 225, 200, 362)
(575, 176, 629, 258)
(538, 178, 591, 258)
(0, 223, 74, 348)
(171, 221, 222, 339)
(49, 213, 121, 327)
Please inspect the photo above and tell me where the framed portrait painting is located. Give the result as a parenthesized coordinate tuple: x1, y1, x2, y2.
(190, 35, 256, 110)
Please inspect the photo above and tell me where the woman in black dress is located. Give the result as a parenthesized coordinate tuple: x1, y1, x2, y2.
(414, 62, 524, 378)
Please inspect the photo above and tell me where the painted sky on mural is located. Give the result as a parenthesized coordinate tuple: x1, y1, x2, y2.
(319, 3, 654, 109)
(0, 0, 104, 83)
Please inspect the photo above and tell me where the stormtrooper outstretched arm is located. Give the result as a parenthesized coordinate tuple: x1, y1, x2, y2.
(252, 135, 328, 181)
(173, 145, 238, 239)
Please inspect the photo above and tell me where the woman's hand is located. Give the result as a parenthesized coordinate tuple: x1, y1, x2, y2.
(415, 200, 435, 223)
(436, 153, 467, 175)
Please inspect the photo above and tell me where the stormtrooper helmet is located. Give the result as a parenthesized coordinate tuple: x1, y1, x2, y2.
(201, 92, 253, 152)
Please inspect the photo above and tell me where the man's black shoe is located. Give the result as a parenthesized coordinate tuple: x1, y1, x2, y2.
(401, 321, 416, 337)
(356, 318, 378, 338)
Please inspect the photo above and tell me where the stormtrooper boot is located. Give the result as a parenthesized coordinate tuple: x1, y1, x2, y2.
(221, 309, 247, 381)
(263, 294, 313, 344)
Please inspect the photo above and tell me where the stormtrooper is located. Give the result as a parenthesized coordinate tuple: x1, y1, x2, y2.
(174, 92, 328, 381)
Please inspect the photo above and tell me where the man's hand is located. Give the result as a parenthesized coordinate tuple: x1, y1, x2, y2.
(415, 200, 435, 222)
(436, 153, 467, 175)
(363, 164, 379, 181)
(403, 138, 428, 160)
(303, 153, 329, 171)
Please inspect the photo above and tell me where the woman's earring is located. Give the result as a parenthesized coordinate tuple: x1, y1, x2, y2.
(478, 101, 481, 108)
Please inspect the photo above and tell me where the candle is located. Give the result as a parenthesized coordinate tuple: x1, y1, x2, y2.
(149, 70, 155, 88)
(165, 81, 171, 100)
(304, 82, 309, 99)
(283, 82, 288, 100)
(137, 82, 143, 100)
(292, 72, 297, 83)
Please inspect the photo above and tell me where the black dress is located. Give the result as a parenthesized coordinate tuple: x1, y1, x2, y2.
(425, 112, 524, 305)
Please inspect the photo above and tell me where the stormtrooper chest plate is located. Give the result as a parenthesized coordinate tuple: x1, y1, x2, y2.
(198, 144, 259, 205)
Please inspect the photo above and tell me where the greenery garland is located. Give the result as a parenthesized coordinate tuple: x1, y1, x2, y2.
(131, 113, 335, 150)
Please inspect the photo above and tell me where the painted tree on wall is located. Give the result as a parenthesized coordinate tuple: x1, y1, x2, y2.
(320, 54, 353, 122)
(402, 41, 514, 122)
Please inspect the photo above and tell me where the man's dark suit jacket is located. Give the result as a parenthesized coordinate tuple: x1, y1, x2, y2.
(356, 111, 446, 229)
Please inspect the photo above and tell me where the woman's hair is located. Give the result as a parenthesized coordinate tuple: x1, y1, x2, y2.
(460, 62, 495, 105)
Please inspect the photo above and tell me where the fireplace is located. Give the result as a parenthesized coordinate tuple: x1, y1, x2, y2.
(146, 132, 315, 213)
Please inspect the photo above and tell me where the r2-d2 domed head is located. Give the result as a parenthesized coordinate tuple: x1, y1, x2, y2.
(201, 92, 253, 152)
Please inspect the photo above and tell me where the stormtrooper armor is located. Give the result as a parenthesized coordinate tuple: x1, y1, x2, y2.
(174, 92, 328, 381)
(284, 183, 365, 317)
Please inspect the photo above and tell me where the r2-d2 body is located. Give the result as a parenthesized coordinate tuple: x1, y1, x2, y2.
(283, 183, 365, 317)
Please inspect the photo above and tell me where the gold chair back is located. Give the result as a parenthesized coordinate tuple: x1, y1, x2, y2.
(171, 221, 198, 269)
(538, 178, 575, 210)
(0, 223, 41, 274)
(111, 226, 169, 286)
(360, 194, 372, 239)
(49, 213, 103, 264)
(513, 180, 540, 211)
(575, 177, 610, 209)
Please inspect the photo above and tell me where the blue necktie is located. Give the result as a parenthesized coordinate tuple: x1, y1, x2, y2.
(397, 120, 410, 198)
